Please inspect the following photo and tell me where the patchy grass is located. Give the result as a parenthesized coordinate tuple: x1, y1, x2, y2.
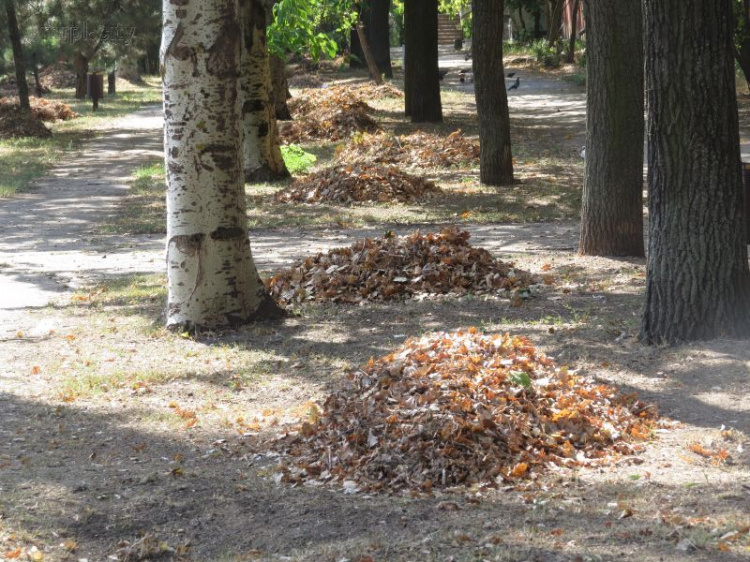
(280, 144, 317, 174)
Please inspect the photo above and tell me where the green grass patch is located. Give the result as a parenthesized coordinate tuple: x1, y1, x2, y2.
(281, 144, 317, 175)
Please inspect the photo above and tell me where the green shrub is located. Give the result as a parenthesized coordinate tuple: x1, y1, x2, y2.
(281, 144, 317, 175)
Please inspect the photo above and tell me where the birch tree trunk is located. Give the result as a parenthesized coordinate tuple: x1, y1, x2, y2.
(162, 0, 283, 330)
(241, 0, 289, 183)
(641, 0, 750, 343)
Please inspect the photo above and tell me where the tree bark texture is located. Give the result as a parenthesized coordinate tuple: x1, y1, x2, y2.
(241, 0, 290, 182)
(74, 53, 88, 100)
(579, 0, 644, 257)
(547, 0, 564, 43)
(641, 0, 750, 344)
(161, 0, 283, 330)
(350, 1, 392, 78)
(565, 0, 579, 64)
(734, 0, 750, 92)
(5, 0, 30, 110)
(472, 0, 514, 186)
(270, 54, 292, 120)
(404, 0, 442, 123)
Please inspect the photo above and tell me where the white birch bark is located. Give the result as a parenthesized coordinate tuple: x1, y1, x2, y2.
(161, 0, 282, 329)
(241, 0, 289, 183)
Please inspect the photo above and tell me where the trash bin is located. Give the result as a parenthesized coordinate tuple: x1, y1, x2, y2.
(87, 72, 104, 110)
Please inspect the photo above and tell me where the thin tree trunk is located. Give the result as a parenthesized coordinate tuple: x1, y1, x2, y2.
(241, 0, 289, 182)
(161, 0, 283, 330)
(404, 0, 442, 123)
(74, 53, 88, 100)
(547, 0, 564, 43)
(473, 0, 514, 186)
(108, 71, 116, 95)
(356, 23, 384, 84)
(641, 0, 750, 344)
(518, 7, 527, 35)
(5, 0, 30, 110)
(566, 0, 579, 64)
(578, 0, 644, 257)
(31, 52, 43, 97)
(533, 9, 542, 38)
(270, 54, 292, 120)
(734, 0, 750, 93)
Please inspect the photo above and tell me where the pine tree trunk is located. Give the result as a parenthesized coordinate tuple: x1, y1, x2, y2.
(161, 0, 283, 330)
(5, 0, 30, 111)
(472, 0, 514, 186)
(641, 0, 750, 344)
(74, 52, 88, 100)
(270, 54, 292, 120)
(578, 0, 644, 257)
(404, 0, 442, 123)
(241, 0, 289, 182)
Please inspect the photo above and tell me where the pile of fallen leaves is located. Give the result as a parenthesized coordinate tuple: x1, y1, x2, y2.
(288, 83, 403, 118)
(275, 164, 442, 205)
(0, 107, 51, 139)
(39, 63, 77, 89)
(337, 129, 480, 168)
(265, 227, 530, 305)
(279, 83, 402, 143)
(0, 97, 77, 122)
(265, 328, 657, 493)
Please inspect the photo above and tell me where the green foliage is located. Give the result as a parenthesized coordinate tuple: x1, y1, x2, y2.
(268, 0, 356, 60)
(531, 39, 561, 68)
(509, 370, 533, 389)
(281, 145, 317, 175)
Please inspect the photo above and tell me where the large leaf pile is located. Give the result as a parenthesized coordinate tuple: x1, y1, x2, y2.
(337, 129, 480, 168)
(0, 97, 77, 122)
(275, 164, 442, 205)
(265, 328, 657, 493)
(265, 227, 530, 305)
(0, 107, 51, 139)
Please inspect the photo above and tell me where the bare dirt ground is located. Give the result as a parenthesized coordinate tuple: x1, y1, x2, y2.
(2, 68, 750, 562)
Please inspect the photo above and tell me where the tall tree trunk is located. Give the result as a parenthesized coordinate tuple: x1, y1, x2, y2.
(578, 0, 644, 257)
(547, 0, 564, 43)
(162, 0, 283, 330)
(472, 0, 514, 186)
(565, 0, 579, 64)
(241, 0, 290, 182)
(356, 22, 384, 84)
(734, 0, 750, 92)
(641, 0, 750, 344)
(74, 52, 88, 100)
(369, 0, 393, 78)
(31, 52, 43, 97)
(533, 9, 542, 38)
(404, 0, 442, 123)
(270, 54, 292, 120)
(5, 0, 30, 111)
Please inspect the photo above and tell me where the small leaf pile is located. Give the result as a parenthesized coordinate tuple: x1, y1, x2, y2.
(337, 129, 480, 168)
(265, 329, 657, 493)
(265, 227, 530, 305)
(288, 83, 403, 118)
(0, 97, 77, 123)
(279, 83, 402, 144)
(275, 164, 442, 205)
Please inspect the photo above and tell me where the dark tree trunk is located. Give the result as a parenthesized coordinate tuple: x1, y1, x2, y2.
(641, 0, 750, 344)
(547, 0, 564, 43)
(404, 0, 442, 123)
(734, 0, 750, 92)
(74, 52, 88, 100)
(565, 0, 580, 64)
(5, 0, 30, 110)
(579, 0, 644, 257)
(350, 0, 393, 78)
(108, 71, 116, 95)
(356, 23, 384, 84)
(269, 54, 292, 120)
(31, 52, 43, 97)
(518, 7, 527, 34)
(472, 0, 514, 186)
(369, 0, 393, 78)
(533, 9, 542, 38)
